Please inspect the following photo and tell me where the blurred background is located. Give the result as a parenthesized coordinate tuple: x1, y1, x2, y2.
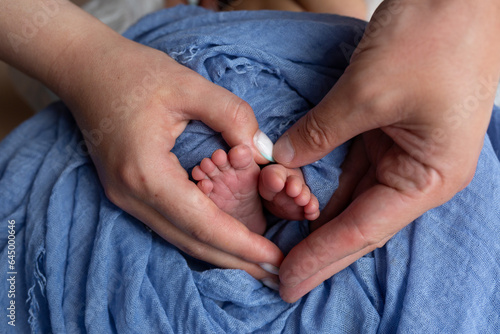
(0, 61, 32, 140)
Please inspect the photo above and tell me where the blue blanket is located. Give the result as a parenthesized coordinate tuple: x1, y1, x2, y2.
(1, 6, 500, 333)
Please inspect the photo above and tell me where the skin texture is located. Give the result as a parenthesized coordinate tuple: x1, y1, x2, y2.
(0, 0, 283, 281)
(273, 0, 500, 302)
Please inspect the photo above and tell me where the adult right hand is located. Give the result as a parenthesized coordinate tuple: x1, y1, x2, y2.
(0, 0, 283, 280)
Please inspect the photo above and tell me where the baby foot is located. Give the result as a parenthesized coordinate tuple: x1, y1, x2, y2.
(259, 164, 320, 221)
(192, 145, 266, 235)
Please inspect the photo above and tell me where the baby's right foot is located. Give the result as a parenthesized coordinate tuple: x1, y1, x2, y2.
(259, 164, 320, 221)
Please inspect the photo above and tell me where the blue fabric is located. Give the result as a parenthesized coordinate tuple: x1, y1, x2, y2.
(1, 6, 500, 333)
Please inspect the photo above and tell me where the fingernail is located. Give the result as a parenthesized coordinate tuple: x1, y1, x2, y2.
(273, 134, 294, 164)
(253, 130, 275, 162)
(261, 277, 280, 291)
(259, 263, 280, 275)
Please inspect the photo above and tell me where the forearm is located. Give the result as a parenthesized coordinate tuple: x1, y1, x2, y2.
(0, 0, 125, 101)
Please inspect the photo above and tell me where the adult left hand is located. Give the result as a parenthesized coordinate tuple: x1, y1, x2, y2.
(272, 0, 500, 303)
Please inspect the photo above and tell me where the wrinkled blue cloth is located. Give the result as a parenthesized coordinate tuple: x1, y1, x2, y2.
(1, 6, 500, 333)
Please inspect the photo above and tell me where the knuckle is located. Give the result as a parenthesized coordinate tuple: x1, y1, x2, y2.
(225, 97, 253, 126)
(116, 163, 139, 191)
(338, 70, 375, 106)
(300, 111, 336, 151)
(350, 221, 379, 249)
(303, 234, 333, 265)
(169, 72, 201, 106)
(357, 231, 379, 248)
(189, 225, 215, 245)
(347, 75, 403, 122)
(115, 162, 151, 197)
(350, 78, 378, 105)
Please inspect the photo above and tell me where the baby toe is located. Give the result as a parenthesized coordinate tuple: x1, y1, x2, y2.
(228, 145, 254, 170)
(211, 149, 230, 171)
(285, 175, 304, 198)
(192, 165, 207, 181)
(304, 196, 320, 220)
(197, 179, 214, 195)
(259, 165, 287, 201)
(293, 184, 311, 207)
(304, 196, 319, 213)
(200, 157, 219, 178)
(305, 210, 320, 221)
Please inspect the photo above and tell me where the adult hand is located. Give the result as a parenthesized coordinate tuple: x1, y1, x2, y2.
(0, 0, 283, 280)
(273, 0, 500, 302)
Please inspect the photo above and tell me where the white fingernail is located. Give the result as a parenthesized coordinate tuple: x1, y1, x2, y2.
(259, 263, 280, 275)
(253, 130, 275, 162)
(261, 277, 280, 291)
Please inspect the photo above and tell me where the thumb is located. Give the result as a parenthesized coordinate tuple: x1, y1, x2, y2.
(272, 75, 380, 168)
(184, 76, 271, 164)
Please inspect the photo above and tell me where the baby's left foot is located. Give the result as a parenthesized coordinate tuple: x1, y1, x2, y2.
(192, 145, 266, 234)
(259, 164, 320, 221)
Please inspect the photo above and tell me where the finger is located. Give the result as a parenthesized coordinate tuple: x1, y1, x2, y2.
(162, 182, 284, 266)
(181, 75, 269, 164)
(123, 193, 279, 280)
(280, 234, 393, 303)
(272, 72, 388, 168)
(310, 136, 369, 231)
(279, 184, 430, 300)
